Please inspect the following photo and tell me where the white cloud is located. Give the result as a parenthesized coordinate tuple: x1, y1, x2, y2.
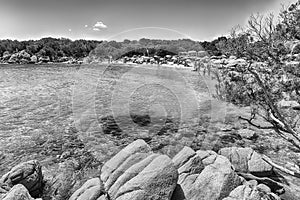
(92, 27, 100, 31)
(85, 25, 88, 28)
(93, 21, 107, 30)
(68, 29, 72, 32)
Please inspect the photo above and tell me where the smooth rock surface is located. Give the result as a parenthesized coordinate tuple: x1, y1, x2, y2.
(69, 178, 105, 200)
(101, 140, 178, 200)
(219, 147, 273, 174)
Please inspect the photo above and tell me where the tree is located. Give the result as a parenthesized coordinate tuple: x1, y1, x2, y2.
(277, 1, 300, 40)
(0, 37, 102, 61)
(216, 1, 300, 150)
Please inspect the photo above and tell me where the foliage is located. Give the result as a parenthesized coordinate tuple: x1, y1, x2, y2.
(202, 36, 227, 56)
(0, 38, 101, 61)
(89, 38, 206, 59)
(215, 0, 300, 149)
(0, 37, 218, 61)
(277, 1, 300, 40)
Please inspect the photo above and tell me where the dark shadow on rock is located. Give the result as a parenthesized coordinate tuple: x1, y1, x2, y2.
(171, 184, 186, 200)
(239, 171, 286, 195)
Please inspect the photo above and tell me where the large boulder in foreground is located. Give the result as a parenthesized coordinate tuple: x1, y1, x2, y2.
(0, 160, 43, 198)
(171, 147, 241, 200)
(223, 181, 280, 200)
(69, 178, 105, 200)
(219, 147, 273, 175)
(100, 139, 178, 200)
(1, 184, 35, 200)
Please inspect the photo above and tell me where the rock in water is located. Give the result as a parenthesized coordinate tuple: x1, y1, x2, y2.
(219, 147, 273, 175)
(1, 184, 35, 200)
(172, 147, 241, 200)
(0, 160, 43, 198)
(69, 178, 105, 200)
(100, 139, 178, 200)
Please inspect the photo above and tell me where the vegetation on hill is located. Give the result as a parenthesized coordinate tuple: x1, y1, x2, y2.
(0, 36, 225, 62)
(0, 38, 102, 61)
(60, 38, 207, 60)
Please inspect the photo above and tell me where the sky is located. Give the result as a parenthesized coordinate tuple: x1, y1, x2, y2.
(0, 0, 293, 42)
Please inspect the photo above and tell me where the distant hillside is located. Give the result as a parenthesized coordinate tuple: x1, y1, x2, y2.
(0, 38, 102, 61)
(0, 37, 226, 62)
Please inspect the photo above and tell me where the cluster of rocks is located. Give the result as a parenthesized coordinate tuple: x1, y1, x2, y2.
(1, 139, 299, 200)
(0, 50, 83, 65)
(0, 160, 43, 200)
(206, 54, 300, 70)
(194, 40, 300, 71)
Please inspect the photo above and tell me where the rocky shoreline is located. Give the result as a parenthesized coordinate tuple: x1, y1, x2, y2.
(1, 139, 300, 200)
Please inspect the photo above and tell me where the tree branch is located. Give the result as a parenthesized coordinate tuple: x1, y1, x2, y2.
(238, 116, 274, 129)
(262, 155, 300, 178)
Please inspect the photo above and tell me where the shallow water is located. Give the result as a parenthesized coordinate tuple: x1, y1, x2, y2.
(0, 63, 223, 171)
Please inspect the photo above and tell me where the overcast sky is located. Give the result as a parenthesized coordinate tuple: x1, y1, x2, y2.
(0, 0, 292, 41)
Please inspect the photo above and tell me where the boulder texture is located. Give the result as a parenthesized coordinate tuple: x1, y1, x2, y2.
(69, 178, 105, 200)
(172, 147, 241, 200)
(100, 139, 178, 200)
(0, 182, 10, 195)
(1, 184, 35, 200)
(219, 147, 273, 175)
(237, 129, 258, 140)
(0, 160, 43, 198)
(223, 181, 280, 200)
